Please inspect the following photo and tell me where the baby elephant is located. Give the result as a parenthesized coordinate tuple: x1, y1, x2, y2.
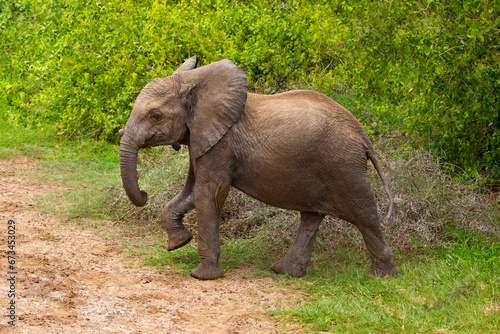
(119, 56, 397, 280)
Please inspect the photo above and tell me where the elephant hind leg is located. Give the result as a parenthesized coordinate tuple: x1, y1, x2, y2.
(343, 201, 397, 277)
(358, 223, 397, 277)
(271, 211, 325, 277)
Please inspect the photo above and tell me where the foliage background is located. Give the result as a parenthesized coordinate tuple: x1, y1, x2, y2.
(1, 0, 499, 182)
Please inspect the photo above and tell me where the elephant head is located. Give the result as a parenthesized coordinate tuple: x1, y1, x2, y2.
(119, 57, 248, 207)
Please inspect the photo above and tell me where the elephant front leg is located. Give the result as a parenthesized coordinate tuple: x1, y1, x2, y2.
(271, 211, 324, 277)
(190, 181, 230, 280)
(162, 193, 194, 251)
(162, 161, 195, 251)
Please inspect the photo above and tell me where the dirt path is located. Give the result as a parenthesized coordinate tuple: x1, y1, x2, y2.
(0, 158, 300, 333)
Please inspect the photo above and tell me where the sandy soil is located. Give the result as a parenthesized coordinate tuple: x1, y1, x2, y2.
(0, 158, 300, 333)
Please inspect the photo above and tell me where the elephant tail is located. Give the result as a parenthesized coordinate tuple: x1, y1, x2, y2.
(366, 146, 394, 226)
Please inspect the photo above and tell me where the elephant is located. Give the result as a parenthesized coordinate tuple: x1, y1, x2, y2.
(119, 56, 397, 280)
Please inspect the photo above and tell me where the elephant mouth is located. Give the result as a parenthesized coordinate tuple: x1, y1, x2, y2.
(143, 134, 182, 151)
(142, 134, 161, 148)
(142, 139, 155, 148)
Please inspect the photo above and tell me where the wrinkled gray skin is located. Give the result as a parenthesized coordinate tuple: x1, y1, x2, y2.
(119, 57, 397, 280)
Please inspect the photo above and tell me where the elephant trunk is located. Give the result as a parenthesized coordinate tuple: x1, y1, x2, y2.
(119, 136, 148, 207)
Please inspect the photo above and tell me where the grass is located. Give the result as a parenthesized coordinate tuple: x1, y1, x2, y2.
(279, 236, 500, 333)
(1, 117, 499, 333)
(0, 117, 122, 220)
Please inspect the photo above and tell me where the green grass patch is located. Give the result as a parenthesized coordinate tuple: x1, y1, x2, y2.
(143, 244, 200, 274)
(0, 117, 122, 220)
(136, 237, 282, 277)
(279, 238, 500, 333)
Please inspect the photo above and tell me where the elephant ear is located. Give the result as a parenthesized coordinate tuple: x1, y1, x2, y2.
(177, 59, 248, 159)
(172, 56, 198, 74)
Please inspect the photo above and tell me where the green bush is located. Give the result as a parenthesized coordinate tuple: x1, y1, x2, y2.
(0, 0, 318, 140)
(1, 0, 498, 182)
(329, 0, 500, 183)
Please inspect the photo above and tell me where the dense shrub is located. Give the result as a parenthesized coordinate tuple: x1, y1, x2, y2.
(0, 0, 319, 140)
(332, 0, 500, 184)
(1, 0, 498, 181)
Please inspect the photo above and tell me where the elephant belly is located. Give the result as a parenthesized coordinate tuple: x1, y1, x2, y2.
(231, 166, 337, 214)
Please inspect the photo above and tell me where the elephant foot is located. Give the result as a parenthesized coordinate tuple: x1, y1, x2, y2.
(271, 258, 307, 277)
(191, 263, 224, 280)
(167, 228, 193, 251)
(369, 263, 398, 277)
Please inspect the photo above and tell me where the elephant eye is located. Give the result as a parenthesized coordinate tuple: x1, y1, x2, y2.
(150, 112, 161, 121)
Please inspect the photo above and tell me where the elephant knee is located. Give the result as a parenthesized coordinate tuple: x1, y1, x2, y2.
(162, 202, 183, 228)
(161, 203, 173, 220)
